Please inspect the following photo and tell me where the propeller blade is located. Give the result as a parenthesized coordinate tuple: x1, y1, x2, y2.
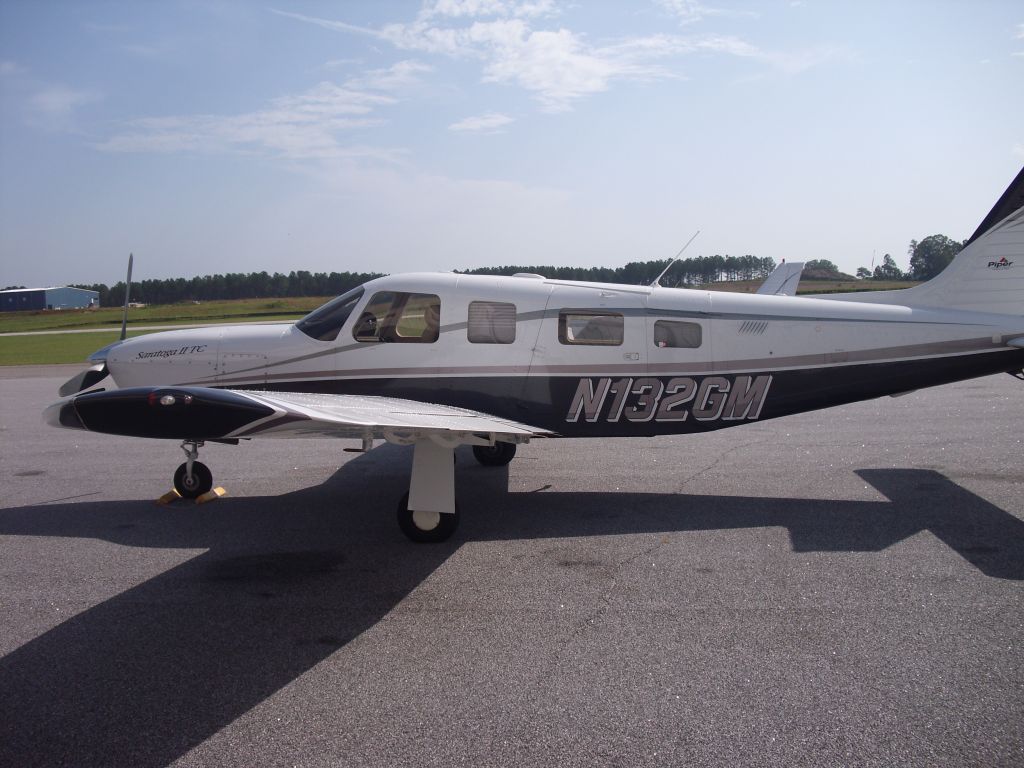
(58, 363, 109, 397)
(120, 253, 133, 341)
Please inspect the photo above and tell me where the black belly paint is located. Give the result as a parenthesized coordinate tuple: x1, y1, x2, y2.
(59, 349, 1024, 440)
(248, 348, 1024, 438)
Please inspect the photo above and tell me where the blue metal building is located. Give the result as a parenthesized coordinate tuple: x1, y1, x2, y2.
(0, 287, 100, 312)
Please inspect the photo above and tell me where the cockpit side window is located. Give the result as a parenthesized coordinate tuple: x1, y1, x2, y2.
(295, 287, 364, 342)
(354, 291, 441, 343)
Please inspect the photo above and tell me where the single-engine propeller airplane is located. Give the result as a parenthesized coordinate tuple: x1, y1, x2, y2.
(47, 167, 1024, 542)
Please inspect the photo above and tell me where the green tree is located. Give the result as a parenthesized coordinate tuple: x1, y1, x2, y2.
(804, 259, 841, 276)
(908, 234, 962, 280)
(855, 267, 872, 279)
(873, 253, 904, 281)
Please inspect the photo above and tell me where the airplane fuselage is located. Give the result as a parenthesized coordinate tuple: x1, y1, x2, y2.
(99, 272, 1024, 438)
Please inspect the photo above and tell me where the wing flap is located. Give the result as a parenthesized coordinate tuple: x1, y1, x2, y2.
(235, 390, 548, 440)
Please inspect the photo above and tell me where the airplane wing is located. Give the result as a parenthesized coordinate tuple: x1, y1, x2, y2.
(756, 261, 805, 296)
(44, 386, 550, 445)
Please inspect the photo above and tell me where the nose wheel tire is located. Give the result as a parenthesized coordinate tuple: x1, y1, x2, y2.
(472, 442, 517, 467)
(173, 461, 213, 499)
(396, 492, 459, 543)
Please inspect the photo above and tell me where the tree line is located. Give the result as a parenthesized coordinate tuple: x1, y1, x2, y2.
(64, 235, 961, 308)
(855, 234, 964, 282)
(73, 270, 384, 308)
(459, 254, 778, 287)
(71, 256, 778, 307)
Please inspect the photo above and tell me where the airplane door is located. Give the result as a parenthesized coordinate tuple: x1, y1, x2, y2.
(524, 283, 649, 431)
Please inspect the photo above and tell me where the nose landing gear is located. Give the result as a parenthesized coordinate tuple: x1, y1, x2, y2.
(173, 440, 213, 498)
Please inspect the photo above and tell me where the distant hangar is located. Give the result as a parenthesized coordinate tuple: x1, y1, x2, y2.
(0, 287, 99, 312)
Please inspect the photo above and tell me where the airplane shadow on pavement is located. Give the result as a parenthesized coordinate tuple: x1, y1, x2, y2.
(0, 444, 1022, 768)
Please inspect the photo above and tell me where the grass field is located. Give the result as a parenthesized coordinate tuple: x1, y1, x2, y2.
(0, 330, 163, 366)
(0, 281, 917, 366)
(0, 296, 324, 334)
(705, 278, 916, 294)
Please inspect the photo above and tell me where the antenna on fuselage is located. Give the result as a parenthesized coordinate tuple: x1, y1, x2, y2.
(650, 230, 700, 287)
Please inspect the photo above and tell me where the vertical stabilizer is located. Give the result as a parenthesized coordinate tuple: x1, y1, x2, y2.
(756, 262, 804, 296)
(819, 166, 1024, 315)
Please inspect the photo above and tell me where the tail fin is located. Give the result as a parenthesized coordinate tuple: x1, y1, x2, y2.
(756, 261, 804, 296)
(822, 166, 1024, 314)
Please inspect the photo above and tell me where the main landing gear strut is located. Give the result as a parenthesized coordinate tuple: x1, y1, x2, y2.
(395, 438, 517, 543)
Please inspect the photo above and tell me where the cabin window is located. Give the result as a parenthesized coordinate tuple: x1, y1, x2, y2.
(296, 287, 364, 342)
(353, 291, 441, 343)
(558, 311, 624, 346)
(468, 301, 517, 344)
(653, 320, 702, 349)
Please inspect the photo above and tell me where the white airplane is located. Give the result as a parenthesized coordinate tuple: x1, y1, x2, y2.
(47, 167, 1024, 542)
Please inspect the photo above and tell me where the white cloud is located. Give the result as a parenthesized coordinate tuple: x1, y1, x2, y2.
(269, 9, 375, 37)
(697, 35, 844, 75)
(28, 85, 101, 130)
(426, 0, 511, 18)
(1, 64, 100, 131)
(474, 22, 628, 111)
(96, 63, 429, 160)
(655, 0, 758, 26)
(1009, 22, 1024, 59)
(344, 60, 433, 90)
(280, 10, 687, 111)
(276, 5, 837, 112)
(320, 58, 363, 71)
(449, 112, 514, 131)
(423, 0, 556, 19)
(1013, 143, 1024, 159)
(696, 35, 760, 58)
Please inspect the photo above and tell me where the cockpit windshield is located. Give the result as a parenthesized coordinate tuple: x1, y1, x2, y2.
(295, 287, 365, 341)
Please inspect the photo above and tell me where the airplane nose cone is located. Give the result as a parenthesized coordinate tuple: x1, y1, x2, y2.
(57, 339, 126, 396)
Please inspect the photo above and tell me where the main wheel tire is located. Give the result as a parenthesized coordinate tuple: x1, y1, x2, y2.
(396, 492, 459, 543)
(472, 442, 517, 467)
(173, 461, 213, 499)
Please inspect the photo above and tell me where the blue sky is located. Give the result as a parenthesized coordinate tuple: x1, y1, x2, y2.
(1, 1, 1022, 288)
